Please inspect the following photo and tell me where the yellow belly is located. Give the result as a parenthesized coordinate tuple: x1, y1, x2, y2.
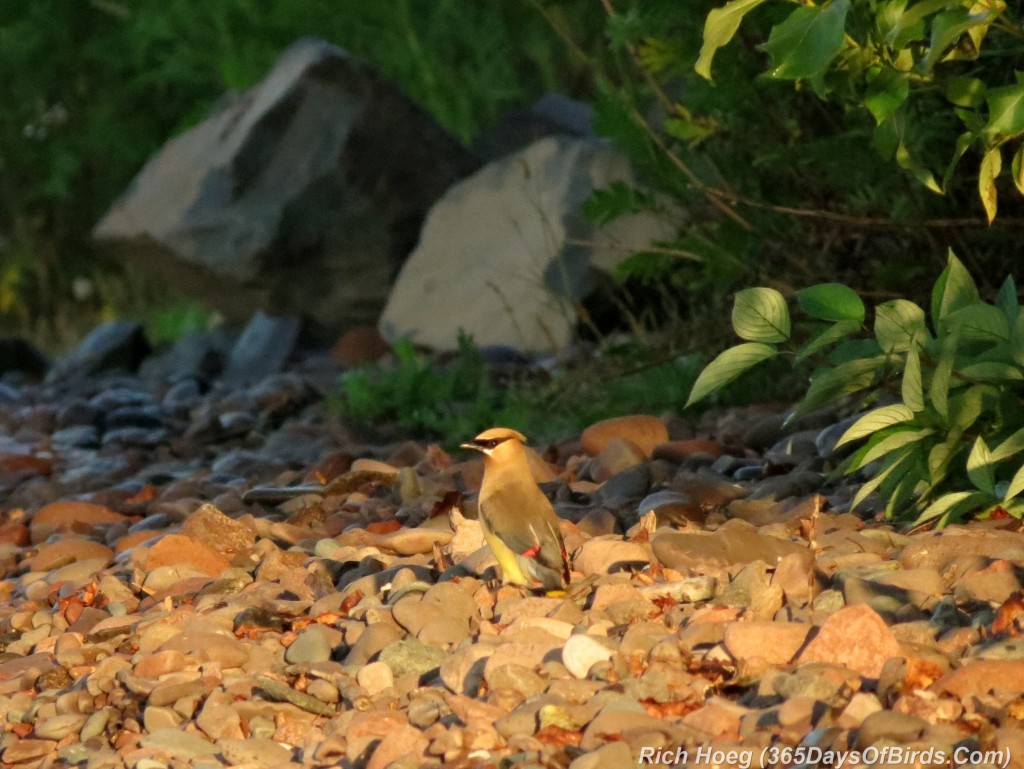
(481, 523, 530, 586)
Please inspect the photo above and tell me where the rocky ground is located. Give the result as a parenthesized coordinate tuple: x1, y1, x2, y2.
(2, 333, 1024, 769)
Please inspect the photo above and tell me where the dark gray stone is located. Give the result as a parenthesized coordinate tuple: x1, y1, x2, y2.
(139, 329, 232, 383)
(0, 337, 48, 378)
(45, 321, 150, 384)
(473, 93, 593, 161)
(93, 38, 476, 340)
(223, 312, 299, 385)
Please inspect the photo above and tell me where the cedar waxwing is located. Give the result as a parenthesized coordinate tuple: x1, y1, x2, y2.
(461, 427, 570, 592)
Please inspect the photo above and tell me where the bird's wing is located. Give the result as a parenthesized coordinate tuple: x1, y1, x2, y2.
(481, 481, 567, 579)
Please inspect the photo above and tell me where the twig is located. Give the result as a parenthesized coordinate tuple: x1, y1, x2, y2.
(564, 237, 703, 261)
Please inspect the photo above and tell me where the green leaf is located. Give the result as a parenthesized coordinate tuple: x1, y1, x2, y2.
(796, 356, 885, 416)
(696, 0, 768, 80)
(979, 145, 1001, 224)
(948, 385, 985, 432)
(796, 283, 865, 322)
(664, 117, 716, 147)
(929, 333, 957, 420)
(1013, 145, 1024, 196)
(836, 404, 916, 448)
(927, 435, 960, 486)
(686, 342, 777, 407)
(875, 299, 928, 354)
(853, 427, 935, 470)
(760, 0, 849, 81)
(851, 445, 916, 511)
(921, 8, 976, 72)
(865, 68, 910, 125)
(942, 130, 978, 193)
(795, 319, 863, 363)
(875, 111, 942, 193)
(986, 83, 1024, 136)
(916, 490, 991, 525)
(886, 470, 923, 520)
(882, 0, 951, 49)
(931, 250, 979, 326)
(732, 288, 791, 342)
(967, 436, 995, 495)
(958, 361, 1024, 382)
(945, 76, 986, 109)
(1006, 463, 1024, 501)
(942, 304, 1010, 342)
(991, 426, 1024, 463)
(828, 338, 883, 365)
(1014, 314, 1024, 366)
(902, 345, 924, 411)
(583, 182, 655, 226)
(996, 275, 1018, 326)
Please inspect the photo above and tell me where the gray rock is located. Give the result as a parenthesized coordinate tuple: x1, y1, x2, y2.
(224, 312, 299, 384)
(379, 135, 677, 353)
(473, 93, 593, 161)
(51, 425, 100, 449)
(45, 321, 149, 384)
(139, 728, 219, 759)
(855, 710, 927, 747)
(595, 464, 651, 509)
(652, 525, 811, 572)
(253, 676, 332, 715)
(748, 469, 825, 500)
(344, 622, 405, 667)
(101, 426, 168, 448)
(140, 329, 232, 382)
(378, 639, 446, 678)
(284, 624, 336, 664)
(815, 413, 861, 459)
(93, 38, 475, 339)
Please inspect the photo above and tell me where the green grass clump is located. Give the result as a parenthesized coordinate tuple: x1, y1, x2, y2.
(334, 330, 803, 448)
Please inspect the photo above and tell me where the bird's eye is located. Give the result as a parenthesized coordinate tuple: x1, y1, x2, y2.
(474, 438, 503, 449)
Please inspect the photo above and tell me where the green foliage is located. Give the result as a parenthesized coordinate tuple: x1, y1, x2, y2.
(688, 251, 1024, 526)
(697, 0, 1024, 221)
(144, 302, 217, 345)
(337, 335, 502, 441)
(586, 0, 1022, 319)
(337, 333, 696, 445)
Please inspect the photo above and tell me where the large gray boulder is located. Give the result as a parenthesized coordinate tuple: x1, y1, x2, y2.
(378, 136, 677, 354)
(93, 38, 476, 341)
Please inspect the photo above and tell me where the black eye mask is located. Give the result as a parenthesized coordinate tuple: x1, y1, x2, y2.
(473, 438, 508, 450)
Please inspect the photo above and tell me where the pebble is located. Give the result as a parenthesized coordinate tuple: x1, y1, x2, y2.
(357, 660, 395, 696)
(29, 500, 126, 543)
(724, 621, 811, 665)
(581, 415, 668, 457)
(379, 638, 447, 677)
(285, 624, 336, 664)
(797, 604, 902, 678)
(2, 337, 1020, 768)
(562, 634, 615, 679)
(573, 538, 650, 577)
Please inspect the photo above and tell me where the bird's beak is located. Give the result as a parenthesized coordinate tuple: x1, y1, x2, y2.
(460, 442, 481, 452)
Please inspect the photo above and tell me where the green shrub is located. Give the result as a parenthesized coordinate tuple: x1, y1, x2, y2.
(687, 251, 1024, 525)
(337, 335, 503, 441)
(696, 0, 1024, 222)
(582, 0, 1022, 317)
